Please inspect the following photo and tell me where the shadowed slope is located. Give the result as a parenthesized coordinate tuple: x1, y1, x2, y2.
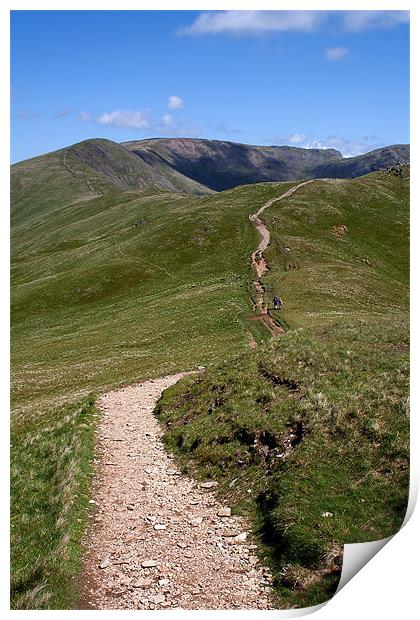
(124, 137, 410, 191)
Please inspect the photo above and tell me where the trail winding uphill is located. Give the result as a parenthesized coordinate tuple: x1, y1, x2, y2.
(78, 181, 318, 609)
(79, 375, 274, 610)
(249, 181, 314, 336)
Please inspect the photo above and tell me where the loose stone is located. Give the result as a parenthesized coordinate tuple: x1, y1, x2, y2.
(217, 507, 231, 517)
(99, 554, 110, 569)
(201, 481, 219, 489)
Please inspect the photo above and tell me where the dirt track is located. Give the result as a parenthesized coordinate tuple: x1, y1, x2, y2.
(77, 182, 318, 609)
(249, 181, 313, 336)
(79, 375, 274, 610)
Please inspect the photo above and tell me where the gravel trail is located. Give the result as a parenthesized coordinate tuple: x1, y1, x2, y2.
(249, 180, 314, 336)
(79, 373, 274, 610)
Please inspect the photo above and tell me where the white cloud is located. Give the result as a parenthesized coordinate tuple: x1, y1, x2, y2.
(303, 134, 384, 157)
(303, 139, 330, 150)
(179, 10, 325, 36)
(288, 133, 307, 144)
(161, 113, 173, 127)
(268, 132, 384, 157)
(266, 133, 307, 145)
(168, 96, 184, 111)
(325, 47, 348, 61)
(79, 111, 93, 121)
(97, 109, 149, 129)
(179, 10, 409, 36)
(343, 10, 409, 32)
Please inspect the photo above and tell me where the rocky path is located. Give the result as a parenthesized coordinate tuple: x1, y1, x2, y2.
(249, 180, 313, 337)
(79, 374, 274, 610)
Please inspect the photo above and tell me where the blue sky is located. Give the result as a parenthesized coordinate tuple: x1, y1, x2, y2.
(11, 10, 409, 162)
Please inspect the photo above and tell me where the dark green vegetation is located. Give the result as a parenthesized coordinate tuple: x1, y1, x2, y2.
(156, 168, 410, 607)
(124, 137, 409, 191)
(11, 135, 409, 609)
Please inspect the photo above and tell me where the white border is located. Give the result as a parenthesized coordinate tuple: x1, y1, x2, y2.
(2, 1, 417, 618)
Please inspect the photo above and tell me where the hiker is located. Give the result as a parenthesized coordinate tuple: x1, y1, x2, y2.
(273, 296, 283, 310)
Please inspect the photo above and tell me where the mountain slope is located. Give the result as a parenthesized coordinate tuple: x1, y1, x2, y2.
(11, 138, 212, 227)
(124, 138, 341, 190)
(310, 144, 410, 179)
(12, 138, 410, 206)
(123, 137, 410, 190)
(156, 167, 409, 607)
(11, 157, 409, 609)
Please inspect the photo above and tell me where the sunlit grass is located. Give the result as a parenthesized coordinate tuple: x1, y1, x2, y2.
(156, 169, 409, 607)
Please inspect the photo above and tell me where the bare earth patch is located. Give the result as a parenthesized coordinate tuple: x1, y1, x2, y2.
(79, 374, 274, 609)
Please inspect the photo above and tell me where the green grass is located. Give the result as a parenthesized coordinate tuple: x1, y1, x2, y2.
(262, 172, 409, 329)
(12, 184, 295, 417)
(156, 168, 409, 607)
(11, 156, 409, 608)
(10, 395, 98, 609)
(11, 158, 297, 608)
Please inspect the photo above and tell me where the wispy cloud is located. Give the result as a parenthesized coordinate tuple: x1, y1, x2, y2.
(179, 10, 409, 36)
(342, 10, 409, 32)
(325, 46, 348, 61)
(179, 10, 325, 36)
(208, 123, 241, 136)
(54, 96, 192, 135)
(54, 107, 76, 118)
(305, 134, 384, 157)
(158, 116, 201, 137)
(288, 133, 306, 144)
(268, 133, 307, 146)
(168, 95, 184, 111)
(160, 125, 201, 138)
(267, 133, 384, 157)
(53, 109, 96, 122)
(160, 113, 173, 128)
(97, 109, 150, 129)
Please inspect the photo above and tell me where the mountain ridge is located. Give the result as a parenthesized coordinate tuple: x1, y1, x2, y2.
(123, 137, 409, 191)
(11, 138, 410, 203)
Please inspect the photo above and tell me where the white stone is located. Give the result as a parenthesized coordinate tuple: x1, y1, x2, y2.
(201, 481, 218, 489)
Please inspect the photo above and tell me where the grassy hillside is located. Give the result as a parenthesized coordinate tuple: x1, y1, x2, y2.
(12, 182, 295, 417)
(262, 169, 409, 330)
(156, 168, 409, 607)
(11, 157, 409, 608)
(11, 139, 211, 222)
(11, 168, 297, 607)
